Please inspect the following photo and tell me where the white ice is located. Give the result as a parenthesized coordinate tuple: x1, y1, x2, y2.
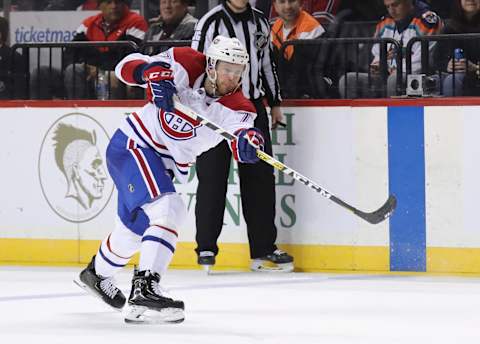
(0, 266, 479, 344)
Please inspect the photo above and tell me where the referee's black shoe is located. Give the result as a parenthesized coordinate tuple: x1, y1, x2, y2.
(197, 251, 215, 272)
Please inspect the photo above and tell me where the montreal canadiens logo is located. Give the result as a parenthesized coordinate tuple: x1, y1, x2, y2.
(159, 108, 201, 140)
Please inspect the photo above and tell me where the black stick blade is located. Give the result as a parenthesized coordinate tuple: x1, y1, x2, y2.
(354, 195, 397, 224)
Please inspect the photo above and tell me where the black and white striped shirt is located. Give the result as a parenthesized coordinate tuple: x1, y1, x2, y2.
(191, 2, 282, 106)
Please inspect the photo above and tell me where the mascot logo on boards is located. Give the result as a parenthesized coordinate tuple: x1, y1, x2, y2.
(38, 113, 113, 223)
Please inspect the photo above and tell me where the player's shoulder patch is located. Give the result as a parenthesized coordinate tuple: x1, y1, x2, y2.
(421, 10, 439, 25)
(218, 91, 256, 113)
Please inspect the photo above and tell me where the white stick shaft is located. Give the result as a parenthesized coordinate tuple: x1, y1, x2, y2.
(173, 99, 333, 199)
(172, 99, 396, 224)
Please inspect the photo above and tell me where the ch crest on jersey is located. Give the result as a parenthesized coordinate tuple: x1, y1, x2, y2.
(159, 108, 201, 140)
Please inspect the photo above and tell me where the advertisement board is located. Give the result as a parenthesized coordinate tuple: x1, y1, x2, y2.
(9, 11, 98, 70)
(2, 99, 480, 273)
(9, 11, 98, 44)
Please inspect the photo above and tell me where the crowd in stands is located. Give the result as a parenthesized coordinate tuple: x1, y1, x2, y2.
(339, 0, 443, 98)
(1, 0, 480, 100)
(63, 0, 148, 99)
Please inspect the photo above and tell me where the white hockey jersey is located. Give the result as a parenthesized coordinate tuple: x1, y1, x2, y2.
(115, 47, 257, 183)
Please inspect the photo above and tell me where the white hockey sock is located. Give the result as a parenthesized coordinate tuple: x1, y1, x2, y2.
(95, 222, 141, 278)
(138, 225, 178, 275)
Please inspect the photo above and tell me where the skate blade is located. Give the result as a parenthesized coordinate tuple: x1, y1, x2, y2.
(73, 279, 123, 312)
(124, 305, 185, 324)
(250, 261, 294, 273)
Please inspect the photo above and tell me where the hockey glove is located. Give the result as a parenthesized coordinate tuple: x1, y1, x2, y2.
(231, 128, 264, 164)
(147, 80, 177, 112)
(138, 62, 177, 112)
(140, 61, 174, 83)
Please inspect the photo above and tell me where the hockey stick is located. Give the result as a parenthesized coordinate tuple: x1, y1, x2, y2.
(173, 100, 396, 224)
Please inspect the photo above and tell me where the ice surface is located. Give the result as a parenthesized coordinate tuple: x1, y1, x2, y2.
(0, 266, 479, 344)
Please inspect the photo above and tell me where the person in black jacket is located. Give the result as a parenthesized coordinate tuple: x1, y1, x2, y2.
(435, 0, 480, 96)
(0, 16, 26, 99)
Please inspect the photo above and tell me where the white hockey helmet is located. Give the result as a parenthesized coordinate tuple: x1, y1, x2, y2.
(205, 35, 249, 94)
(206, 35, 249, 67)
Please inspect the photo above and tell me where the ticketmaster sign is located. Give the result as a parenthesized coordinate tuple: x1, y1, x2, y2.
(9, 11, 97, 44)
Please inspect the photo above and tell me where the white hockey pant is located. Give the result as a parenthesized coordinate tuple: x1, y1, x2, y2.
(138, 193, 186, 275)
(94, 219, 142, 278)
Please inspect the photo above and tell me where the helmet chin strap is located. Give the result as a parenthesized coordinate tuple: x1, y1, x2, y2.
(207, 68, 219, 97)
(229, 80, 242, 95)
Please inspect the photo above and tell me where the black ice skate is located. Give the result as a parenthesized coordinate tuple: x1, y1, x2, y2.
(75, 255, 126, 310)
(251, 249, 294, 272)
(124, 270, 185, 324)
(197, 251, 215, 273)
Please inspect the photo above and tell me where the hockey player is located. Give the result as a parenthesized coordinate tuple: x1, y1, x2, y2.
(76, 36, 264, 323)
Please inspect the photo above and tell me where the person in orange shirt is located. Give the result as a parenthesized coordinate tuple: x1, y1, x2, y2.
(271, 0, 329, 98)
(271, 0, 325, 61)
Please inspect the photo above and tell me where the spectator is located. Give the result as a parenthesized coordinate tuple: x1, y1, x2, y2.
(338, 0, 443, 98)
(0, 16, 26, 99)
(63, 0, 147, 99)
(256, 0, 341, 24)
(271, 0, 325, 60)
(271, 0, 330, 98)
(144, 0, 198, 54)
(191, 0, 294, 272)
(436, 0, 480, 96)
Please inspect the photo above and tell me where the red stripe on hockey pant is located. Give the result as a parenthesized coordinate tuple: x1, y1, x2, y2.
(106, 233, 133, 259)
(130, 147, 160, 198)
(153, 225, 178, 237)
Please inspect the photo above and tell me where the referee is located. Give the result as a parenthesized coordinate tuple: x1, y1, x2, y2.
(192, 0, 294, 272)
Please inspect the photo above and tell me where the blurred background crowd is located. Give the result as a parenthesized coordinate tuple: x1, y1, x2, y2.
(0, 0, 476, 100)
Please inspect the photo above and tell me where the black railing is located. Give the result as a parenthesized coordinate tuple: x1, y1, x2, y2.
(10, 41, 139, 99)
(4, 34, 480, 100)
(406, 33, 480, 97)
(278, 37, 403, 99)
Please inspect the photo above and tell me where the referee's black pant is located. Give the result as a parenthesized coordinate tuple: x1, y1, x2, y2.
(194, 99, 278, 259)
